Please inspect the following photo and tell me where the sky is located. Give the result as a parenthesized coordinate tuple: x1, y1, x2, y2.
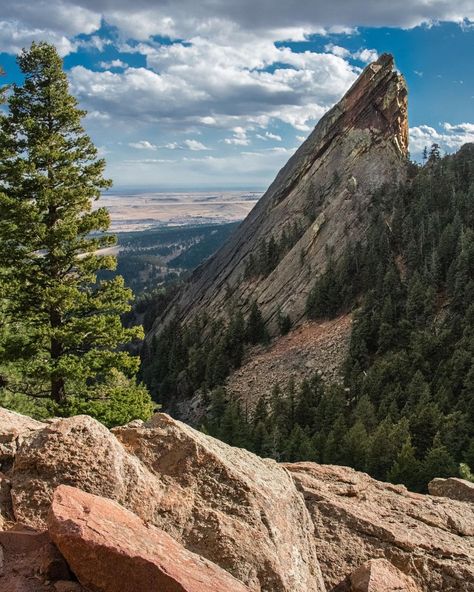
(0, 1, 473, 190)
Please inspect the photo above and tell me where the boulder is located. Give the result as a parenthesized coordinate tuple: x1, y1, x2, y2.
(10, 411, 325, 592)
(48, 484, 252, 592)
(285, 462, 474, 592)
(10, 415, 164, 530)
(112, 413, 325, 592)
(428, 477, 474, 503)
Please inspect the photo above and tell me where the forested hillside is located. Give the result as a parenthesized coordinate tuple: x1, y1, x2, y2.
(143, 144, 474, 491)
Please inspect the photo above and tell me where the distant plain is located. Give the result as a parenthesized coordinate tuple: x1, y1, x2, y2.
(97, 191, 262, 233)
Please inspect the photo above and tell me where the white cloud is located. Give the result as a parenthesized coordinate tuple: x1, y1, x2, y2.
(324, 44, 351, 59)
(325, 43, 378, 64)
(224, 127, 251, 146)
(183, 139, 209, 150)
(409, 122, 474, 157)
(4, 1, 470, 46)
(353, 48, 379, 63)
(128, 140, 157, 150)
(256, 131, 282, 141)
(0, 20, 76, 56)
(99, 59, 128, 69)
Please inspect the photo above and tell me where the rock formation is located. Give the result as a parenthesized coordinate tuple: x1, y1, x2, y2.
(1, 407, 473, 592)
(285, 462, 474, 591)
(149, 53, 408, 339)
(6, 410, 326, 592)
(49, 485, 252, 592)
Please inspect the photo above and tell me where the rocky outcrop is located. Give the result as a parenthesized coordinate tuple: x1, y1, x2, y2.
(428, 477, 474, 503)
(48, 485, 252, 592)
(7, 409, 325, 592)
(286, 462, 474, 592)
(2, 407, 473, 592)
(0, 407, 45, 470)
(10, 414, 164, 530)
(149, 54, 408, 340)
(336, 558, 422, 592)
(112, 413, 325, 592)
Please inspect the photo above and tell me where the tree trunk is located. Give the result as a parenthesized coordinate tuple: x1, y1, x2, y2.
(50, 308, 66, 404)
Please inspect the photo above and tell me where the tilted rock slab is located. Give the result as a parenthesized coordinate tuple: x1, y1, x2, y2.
(285, 463, 474, 592)
(8, 411, 326, 592)
(149, 53, 408, 341)
(49, 485, 252, 592)
(428, 477, 474, 503)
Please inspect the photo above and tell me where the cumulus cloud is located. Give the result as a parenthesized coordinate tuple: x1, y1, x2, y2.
(409, 122, 474, 157)
(4, 1, 472, 47)
(183, 139, 209, 150)
(128, 140, 157, 150)
(325, 43, 378, 64)
(98, 59, 127, 69)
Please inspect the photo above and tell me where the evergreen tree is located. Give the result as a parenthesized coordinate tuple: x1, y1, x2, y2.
(245, 301, 267, 344)
(387, 436, 423, 491)
(0, 43, 151, 420)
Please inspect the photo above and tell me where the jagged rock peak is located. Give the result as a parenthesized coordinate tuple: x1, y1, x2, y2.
(338, 53, 408, 155)
(149, 53, 409, 341)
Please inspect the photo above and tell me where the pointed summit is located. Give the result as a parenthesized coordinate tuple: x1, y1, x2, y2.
(150, 54, 408, 337)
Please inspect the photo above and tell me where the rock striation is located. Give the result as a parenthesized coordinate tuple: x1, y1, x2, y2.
(285, 462, 474, 592)
(149, 53, 408, 339)
(48, 485, 252, 592)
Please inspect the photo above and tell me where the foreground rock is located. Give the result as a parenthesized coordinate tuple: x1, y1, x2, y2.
(10, 414, 164, 530)
(428, 477, 474, 503)
(49, 485, 251, 592)
(334, 558, 422, 592)
(9, 411, 325, 592)
(286, 463, 474, 592)
(113, 414, 326, 592)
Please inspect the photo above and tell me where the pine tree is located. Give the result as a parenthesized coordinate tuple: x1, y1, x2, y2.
(0, 43, 151, 420)
(245, 301, 267, 344)
(387, 436, 423, 491)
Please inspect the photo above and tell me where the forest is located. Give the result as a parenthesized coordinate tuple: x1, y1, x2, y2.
(142, 144, 474, 491)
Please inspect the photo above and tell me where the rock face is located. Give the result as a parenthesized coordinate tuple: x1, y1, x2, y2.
(10, 414, 164, 530)
(428, 477, 474, 503)
(0, 407, 45, 470)
(285, 463, 474, 592)
(49, 485, 252, 592)
(8, 410, 325, 592)
(150, 53, 408, 339)
(112, 413, 326, 592)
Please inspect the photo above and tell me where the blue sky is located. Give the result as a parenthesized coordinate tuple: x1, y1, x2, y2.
(1, 2, 473, 190)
